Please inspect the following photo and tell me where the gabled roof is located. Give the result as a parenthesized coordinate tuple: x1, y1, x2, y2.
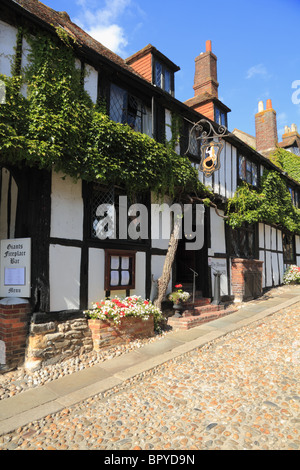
(126, 44, 180, 72)
(8, 0, 143, 78)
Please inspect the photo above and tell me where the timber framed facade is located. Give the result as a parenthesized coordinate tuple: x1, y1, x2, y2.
(1, 0, 300, 324)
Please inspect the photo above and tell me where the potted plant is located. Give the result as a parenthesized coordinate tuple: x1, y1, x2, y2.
(168, 284, 190, 317)
(283, 265, 300, 285)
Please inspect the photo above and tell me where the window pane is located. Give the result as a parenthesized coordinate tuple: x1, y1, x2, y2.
(110, 84, 127, 123)
(164, 69, 171, 93)
(155, 62, 162, 88)
(239, 155, 246, 180)
(252, 164, 258, 186)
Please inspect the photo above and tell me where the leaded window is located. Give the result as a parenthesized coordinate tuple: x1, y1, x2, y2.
(238, 155, 258, 186)
(154, 60, 172, 94)
(110, 84, 151, 134)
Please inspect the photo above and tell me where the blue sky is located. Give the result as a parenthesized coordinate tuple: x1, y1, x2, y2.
(43, 0, 300, 141)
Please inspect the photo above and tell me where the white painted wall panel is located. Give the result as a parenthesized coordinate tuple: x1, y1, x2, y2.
(84, 63, 98, 103)
(272, 252, 279, 285)
(0, 20, 18, 77)
(50, 244, 81, 311)
(225, 142, 232, 199)
(265, 251, 272, 287)
(296, 235, 300, 255)
(131, 251, 146, 298)
(210, 207, 226, 253)
(88, 248, 105, 307)
(259, 250, 266, 288)
(51, 171, 83, 240)
(258, 223, 265, 248)
(278, 253, 284, 283)
(231, 146, 237, 195)
(265, 225, 271, 250)
(271, 227, 277, 251)
(218, 146, 226, 197)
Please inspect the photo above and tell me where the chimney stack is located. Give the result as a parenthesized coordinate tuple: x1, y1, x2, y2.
(255, 99, 278, 156)
(193, 40, 219, 98)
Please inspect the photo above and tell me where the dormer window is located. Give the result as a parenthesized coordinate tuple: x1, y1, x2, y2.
(154, 60, 172, 94)
(215, 106, 227, 127)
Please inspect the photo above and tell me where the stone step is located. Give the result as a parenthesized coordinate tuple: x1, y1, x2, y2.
(168, 305, 238, 330)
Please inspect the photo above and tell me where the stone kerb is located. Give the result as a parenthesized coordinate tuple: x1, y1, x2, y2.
(0, 298, 31, 369)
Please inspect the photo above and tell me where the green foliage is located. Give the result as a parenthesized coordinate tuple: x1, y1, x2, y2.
(0, 29, 211, 201)
(270, 147, 300, 184)
(226, 170, 300, 233)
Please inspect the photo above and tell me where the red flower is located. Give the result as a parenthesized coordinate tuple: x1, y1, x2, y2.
(175, 284, 182, 288)
(144, 300, 149, 305)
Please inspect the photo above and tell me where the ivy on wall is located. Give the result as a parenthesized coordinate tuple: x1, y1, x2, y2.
(226, 170, 300, 234)
(0, 28, 211, 200)
(269, 147, 300, 184)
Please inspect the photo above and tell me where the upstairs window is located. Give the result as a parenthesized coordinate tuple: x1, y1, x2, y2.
(215, 107, 226, 127)
(238, 155, 258, 186)
(109, 84, 152, 136)
(154, 60, 172, 94)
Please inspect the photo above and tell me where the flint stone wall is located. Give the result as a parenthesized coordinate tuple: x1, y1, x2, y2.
(25, 310, 93, 371)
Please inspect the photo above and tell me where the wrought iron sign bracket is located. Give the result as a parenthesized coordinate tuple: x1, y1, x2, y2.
(186, 119, 228, 177)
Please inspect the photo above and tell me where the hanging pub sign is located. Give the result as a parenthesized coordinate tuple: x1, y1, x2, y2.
(186, 118, 227, 177)
(0, 238, 31, 298)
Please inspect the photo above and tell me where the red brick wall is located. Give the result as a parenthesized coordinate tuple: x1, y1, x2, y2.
(193, 51, 219, 98)
(127, 53, 152, 83)
(0, 300, 31, 367)
(255, 106, 278, 155)
(231, 258, 263, 302)
(88, 316, 154, 351)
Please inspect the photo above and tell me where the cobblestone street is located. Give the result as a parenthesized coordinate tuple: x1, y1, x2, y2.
(0, 300, 299, 451)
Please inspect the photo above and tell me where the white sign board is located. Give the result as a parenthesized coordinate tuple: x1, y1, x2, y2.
(208, 257, 227, 275)
(0, 238, 31, 298)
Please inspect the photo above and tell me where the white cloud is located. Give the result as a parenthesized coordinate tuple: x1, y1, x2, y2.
(74, 0, 133, 56)
(246, 64, 269, 80)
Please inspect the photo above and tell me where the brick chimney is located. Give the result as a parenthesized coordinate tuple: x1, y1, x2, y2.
(255, 99, 278, 156)
(193, 40, 219, 98)
(185, 41, 230, 124)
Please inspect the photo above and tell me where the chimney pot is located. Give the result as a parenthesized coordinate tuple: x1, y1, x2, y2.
(291, 123, 297, 132)
(284, 126, 290, 134)
(258, 101, 264, 112)
(206, 40, 212, 52)
(266, 99, 272, 110)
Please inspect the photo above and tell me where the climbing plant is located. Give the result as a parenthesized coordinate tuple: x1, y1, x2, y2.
(226, 170, 300, 233)
(0, 27, 211, 201)
(270, 147, 300, 184)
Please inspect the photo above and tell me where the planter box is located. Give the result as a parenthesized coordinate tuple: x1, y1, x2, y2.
(88, 316, 154, 351)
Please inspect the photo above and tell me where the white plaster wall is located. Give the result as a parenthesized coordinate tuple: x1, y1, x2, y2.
(265, 250, 272, 287)
(20, 35, 31, 97)
(88, 248, 105, 307)
(259, 250, 266, 288)
(0, 20, 18, 77)
(210, 207, 226, 253)
(51, 171, 83, 240)
(151, 254, 172, 294)
(225, 142, 232, 199)
(231, 146, 237, 195)
(131, 251, 146, 298)
(49, 244, 81, 311)
(84, 63, 98, 104)
(151, 194, 173, 250)
(296, 235, 300, 256)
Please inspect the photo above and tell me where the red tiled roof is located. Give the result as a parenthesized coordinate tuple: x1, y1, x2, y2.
(10, 0, 143, 78)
